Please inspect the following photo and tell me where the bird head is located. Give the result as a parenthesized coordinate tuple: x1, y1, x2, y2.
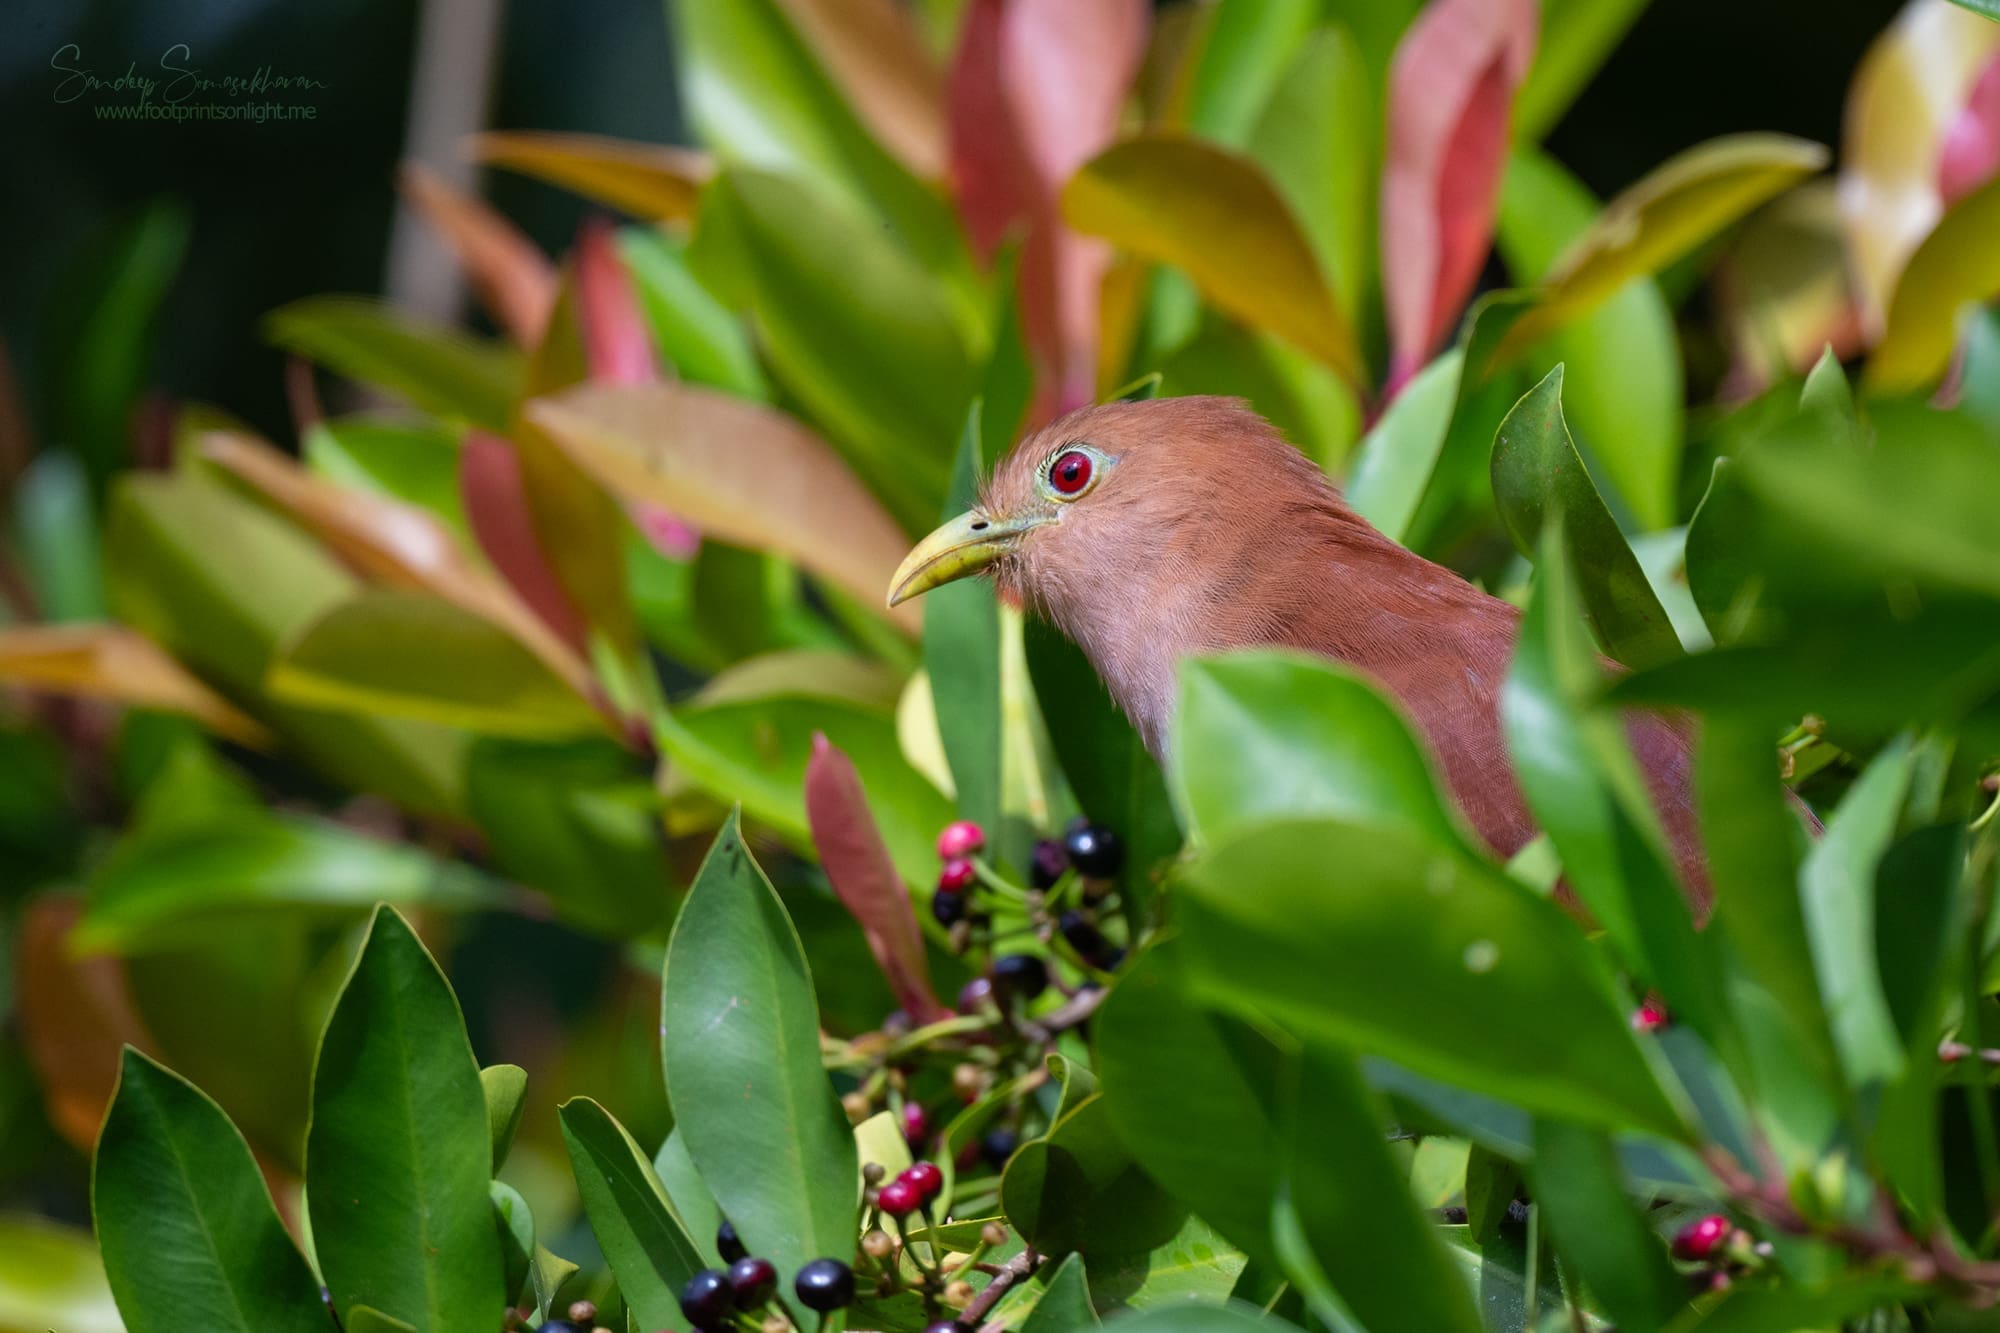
(887, 396, 1322, 621)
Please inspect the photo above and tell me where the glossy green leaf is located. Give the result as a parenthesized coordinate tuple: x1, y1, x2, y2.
(92, 1049, 326, 1333)
(306, 907, 502, 1330)
(1104, 1299, 1299, 1330)
(1499, 135, 1829, 354)
(1867, 172, 2000, 394)
(346, 1307, 418, 1333)
(559, 1097, 706, 1331)
(482, 1064, 528, 1172)
(1527, 1119, 1683, 1333)
(491, 1181, 533, 1309)
(265, 296, 520, 431)
(1080, 1216, 1247, 1311)
(529, 1245, 578, 1324)
(1178, 818, 1688, 1138)
(268, 589, 603, 738)
(1501, 529, 1728, 1046)
(653, 1127, 725, 1267)
(1498, 147, 1682, 529)
(1170, 651, 1472, 854)
(1001, 1093, 1185, 1256)
(1021, 1252, 1099, 1332)
(660, 814, 858, 1288)
(1178, 0, 1319, 147)
(1344, 348, 1463, 538)
(1491, 365, 1682, 668)
(926, 403, 1002, 839)
(1023, 618, 1179, 921)
(304, 416, 470, 540)
(104, 471, 468, 817)
(618, 227, 769, 400)
(77, 812, 496, 955)
(0, 1216, 123, 1333)
(1064, 133, 1363, 385)
(689, 169, 971, 532)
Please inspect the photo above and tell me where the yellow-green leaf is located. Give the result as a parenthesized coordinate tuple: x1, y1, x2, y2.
(1864, 172, 2000, 393)
(467, 131, 713, 223)
(1063, 132, 1363, 385)
(0, 623, 272, 748)
(1499, 133, 1829, 355)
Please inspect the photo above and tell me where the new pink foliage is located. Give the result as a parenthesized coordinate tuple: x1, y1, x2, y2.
(804, 733, 947, 1025)
(948, 0, 1148, 422)
(459, 432, 591, 651)
(1940, 51, 2000, 207)
(1381, 0, 1538, 400)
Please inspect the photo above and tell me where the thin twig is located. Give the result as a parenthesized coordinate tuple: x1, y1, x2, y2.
(967, 1247, 1040, 1332)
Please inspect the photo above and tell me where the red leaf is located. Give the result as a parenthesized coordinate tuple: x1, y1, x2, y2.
(1382, 0, 1538, 397)
(948, 0, 1147, 420)
(459, 432, 591, 651)
(1941, 51, 2000, 207)
(574, 216, 659, 385)
(805, 732, 946, 1025)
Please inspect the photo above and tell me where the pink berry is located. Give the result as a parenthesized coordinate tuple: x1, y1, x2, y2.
(876, 1177, 922, 1217)
(900, 1161, 944, 1202)
(937, 858, 977, 892)
(937, 820, 986, 860)
(1631, 1001, 1669, 1033)
(901, 1101, 929, 1146)
(1672, 1213, 1732, 1261)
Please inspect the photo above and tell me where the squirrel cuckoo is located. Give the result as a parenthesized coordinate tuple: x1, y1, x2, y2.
(888, 396, 1711, 911)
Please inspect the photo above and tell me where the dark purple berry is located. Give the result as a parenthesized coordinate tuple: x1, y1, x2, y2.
(901, 1160, 944, 1202)
(1063, 822, 1124, 878)
(991, 953, 1049, 1000)
(679, 1268, 734, 1329)
(1058, 910, 1109, 960)
(1029, 838, 1069, 888)
(727, 1255, 778, 1307)
(982, 1126, 1019, 1170)
(531, 1323, 580, 1333)
(795, 1257, 857, 1312)
(957, 975, 995, 1012)
(715, 1217, 744, 1263)
(932, 890, 968, 927)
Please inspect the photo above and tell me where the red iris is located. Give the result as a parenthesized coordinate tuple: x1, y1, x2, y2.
(1050, 450, 1093, 495)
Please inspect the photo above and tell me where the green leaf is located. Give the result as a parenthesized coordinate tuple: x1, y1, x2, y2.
(1866, 172, 2000, 394)
(529, 1245, 579, 1324)
(1497, 147, 1683, 529)
(346, 1307, 419, 1333)
(1177, 0, 1318, 147)
(1021, 1252, 1100, 1332)
(1103, 1299, 1298, 1330)
(1491, 365, 1683, 669)
(1274, 1046, 1483, 1333)
(1001, 1094, 1185, 1256)
(1462, 1144, 1519, 1244)
(653, 1127, 726, 1267)
(1501, 528, 1730, 1048)
(265, 296, 520, 431)
(1344, 347, 1464, 540)
(268, 589, 604, 738)
(0, 1217, 120, 1333)
(491, 1181, 533, 1308)
(559, 1097, 707, 1331)
(1178, 818, 1688, 1138)
(1064, 133, 1363, 385)
(660, 814, 858, 1288)
(482, 1064, 528, 1172)
(304, 416, 470, 540)
(1799, 345, 1856, 423)
(306, 907, 502, 1330)
(77, 812, 496, 955)
(1170, 651, 1473, 854)
(618, 226, 770, 400)
(926, 403, 1002, 840)
(689, 169, 972, 532)
(1024, 619, 1179, 921)
(13, 450, 105, 620)
(1527, 1119, 1683, 1333)
(92, 1049, 326, 1333)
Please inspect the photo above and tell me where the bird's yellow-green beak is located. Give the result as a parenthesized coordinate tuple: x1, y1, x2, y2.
(887, 509, 1050, 607)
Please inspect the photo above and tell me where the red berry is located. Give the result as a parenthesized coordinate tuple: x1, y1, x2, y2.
(901, 1101, 929, 1146)
(937, 820, 985, 860)
(1631, 1001, 1669, 1033)
(1672, 1213, 1732, 1261)
(901, 1161, 944, 1202)
(876, 1177, 923, 1217)
(937, 858, 977, 892)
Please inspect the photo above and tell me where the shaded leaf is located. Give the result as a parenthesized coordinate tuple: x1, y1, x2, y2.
(924, 405, 1003, 838)
(559, 1097, 707, 1332)
(265, 296, 519, 431)
(398, 163, 556, 344)
(1021, 1253, 1099, 1331)
(482, 1064, 528, 1172)
(660, 814, 858, 1287)
(1528, 1118, 1683, 1333)
(1001, 1093, 1184, 1255)
(306, 907, 502, 1330)
(468, 131, 711, 222)
(0, 623, 271, 747)
(805, 732, 945, 1023)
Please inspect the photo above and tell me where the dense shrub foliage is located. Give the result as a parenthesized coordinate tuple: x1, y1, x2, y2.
(5, 0, 2000, 1330)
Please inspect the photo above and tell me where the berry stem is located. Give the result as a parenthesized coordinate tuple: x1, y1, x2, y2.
(968, 857, 1032, 904)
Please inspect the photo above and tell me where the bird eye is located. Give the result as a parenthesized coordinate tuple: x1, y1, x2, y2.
(1048, 449, 1094, 496)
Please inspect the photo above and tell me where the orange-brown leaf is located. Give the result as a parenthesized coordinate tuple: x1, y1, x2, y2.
(0, 623, 272, 748)
(398, 163, 558, 346)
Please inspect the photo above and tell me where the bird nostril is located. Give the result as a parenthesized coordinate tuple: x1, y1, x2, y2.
(970, 520, 989, 531)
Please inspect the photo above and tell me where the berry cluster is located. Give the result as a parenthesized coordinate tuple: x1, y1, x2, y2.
(1670, 1212, 1767, 1293)
(929, 816, 1130, 975)
(675, 1219, 857, 1332)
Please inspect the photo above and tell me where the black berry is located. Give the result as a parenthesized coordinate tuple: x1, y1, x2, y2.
(991, 953, 1049, 1000)
(716, 1217, 745, 1263)
(679, 1268, 734, 1329)
(1029, 838, 1068, 888)
(982, 1126, 1019, 1170)
(1064, 821, 1124, 878)
(932, 890, 968, 927)
(795, 1257, 857, 1312)
(727, 1255, 778, 1307)
(1058, 910, 1109, 961)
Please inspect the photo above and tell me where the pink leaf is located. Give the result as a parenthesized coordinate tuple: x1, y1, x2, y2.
(1941, 51, 2000, 207)
(948, 0, 1147, 421)
(1382, 0, 1538, 397)
(631, 502, 701, 560)
(459, 432, 591, 651)
(574, 216, 659, 385)
(805, 732, 946, 1025)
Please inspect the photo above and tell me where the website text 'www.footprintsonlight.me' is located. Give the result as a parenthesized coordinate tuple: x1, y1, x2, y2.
(90, 101, 319, 123)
